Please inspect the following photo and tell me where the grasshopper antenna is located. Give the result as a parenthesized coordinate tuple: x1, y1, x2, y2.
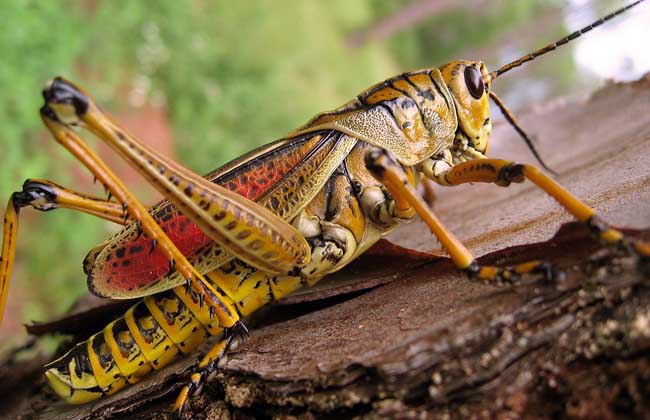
(489, 0, 647, 81)
(487, 0, 647, 173)
(489, 91, 557, 175)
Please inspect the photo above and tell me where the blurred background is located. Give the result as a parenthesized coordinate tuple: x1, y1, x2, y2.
(1, 0, 649, 347)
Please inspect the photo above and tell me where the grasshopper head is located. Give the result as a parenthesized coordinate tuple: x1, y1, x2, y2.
(433, 1, 645, 176)
(440, 60, 492, 156)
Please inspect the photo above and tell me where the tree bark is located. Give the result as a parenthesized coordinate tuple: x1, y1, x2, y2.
(1, 76, 650, 419)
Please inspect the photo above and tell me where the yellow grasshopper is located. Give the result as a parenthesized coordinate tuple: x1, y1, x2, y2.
(1, 0, 648, 416)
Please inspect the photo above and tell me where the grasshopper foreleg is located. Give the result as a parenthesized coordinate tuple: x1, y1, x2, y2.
(430, 157, 650, 280)
(443, 159, 650, 259)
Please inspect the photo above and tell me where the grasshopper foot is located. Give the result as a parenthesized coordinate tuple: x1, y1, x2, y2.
(173, 321, 249, 418)
(630, 240, 650, 276)
(466, 260, 559, 286)
(586, 215, 650, 274)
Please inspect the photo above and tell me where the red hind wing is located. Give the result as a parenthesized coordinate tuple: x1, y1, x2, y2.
(86, 133, 326, 298)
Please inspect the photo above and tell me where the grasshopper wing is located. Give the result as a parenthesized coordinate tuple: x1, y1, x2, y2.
(86, 130, 357, 298)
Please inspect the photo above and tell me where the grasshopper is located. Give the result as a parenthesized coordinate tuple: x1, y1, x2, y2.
(1, 0, 649, 416)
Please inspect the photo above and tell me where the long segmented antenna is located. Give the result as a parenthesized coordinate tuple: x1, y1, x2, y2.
(489, 91, 557, 175)
(490, 0, 647, 81)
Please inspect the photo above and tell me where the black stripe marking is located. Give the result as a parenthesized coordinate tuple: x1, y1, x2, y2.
(394, 79, 429, 127)
(378, 103, 400, 127)
(324, 176, 337, 221)
(258, 130, 339, 203)
(91, 334, 116, 371)
(429, 72, 452, 111)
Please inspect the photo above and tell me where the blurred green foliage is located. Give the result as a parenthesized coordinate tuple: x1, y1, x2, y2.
(0, 0, 583, 342)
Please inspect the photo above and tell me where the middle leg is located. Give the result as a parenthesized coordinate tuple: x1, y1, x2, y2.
(365, 149, 554, 284)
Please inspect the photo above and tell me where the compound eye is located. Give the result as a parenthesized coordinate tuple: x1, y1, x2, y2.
(464, 66, 484, 100)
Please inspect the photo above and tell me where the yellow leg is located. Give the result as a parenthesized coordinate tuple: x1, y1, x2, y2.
(172, 336, 235, 417)
(444, 159, 649, 254)
(173, 263, 306, 416)
(0, 178, 136, 326)
(366, 150, 555, 284)
(15, 179, 130, 224)
(0, 200, 19, 326)
(40, 99, 239, 330)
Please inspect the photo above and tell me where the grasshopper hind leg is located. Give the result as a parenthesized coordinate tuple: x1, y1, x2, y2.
(172, 267, 308, 417)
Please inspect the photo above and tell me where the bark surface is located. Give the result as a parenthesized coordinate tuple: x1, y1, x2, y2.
(1, 76, 650, 420)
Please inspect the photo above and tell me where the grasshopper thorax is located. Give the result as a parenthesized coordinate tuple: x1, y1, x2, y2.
(439, 60, 492, 157)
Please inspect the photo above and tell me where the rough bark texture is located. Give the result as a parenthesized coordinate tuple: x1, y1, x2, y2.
(1, 76, 650, 420)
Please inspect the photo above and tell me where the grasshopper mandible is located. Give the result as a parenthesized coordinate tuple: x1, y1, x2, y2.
(1, 0, 648, 416)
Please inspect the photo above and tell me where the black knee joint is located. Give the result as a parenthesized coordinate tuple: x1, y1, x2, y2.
(42, 77, 89, 117)
(226, 320, 249, 341)
(464, 260, 481, 279)
(498, 163, 525, 186)
(364, 149, 389, 176)
(11, 180, 58, 211)
(534, 261, 558, 282)
(586, 215, 607, 235)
